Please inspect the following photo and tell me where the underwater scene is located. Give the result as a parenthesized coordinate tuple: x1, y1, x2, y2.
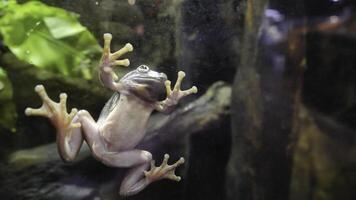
(0, 0, 356, 199)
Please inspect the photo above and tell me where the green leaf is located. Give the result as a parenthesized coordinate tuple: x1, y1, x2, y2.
(0, 0, 101, 79)
(44, 16, 86, 39)
(0, 67, 17, 132)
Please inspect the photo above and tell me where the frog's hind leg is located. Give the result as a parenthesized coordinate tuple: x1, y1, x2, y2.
(77, 110, 183, 196)
(92, 148, 153, 196)
(120, 154, 185, 196)
(76, 110, 101, 151)
(77, 110, 153, 195)
(119, 162, 150, 196)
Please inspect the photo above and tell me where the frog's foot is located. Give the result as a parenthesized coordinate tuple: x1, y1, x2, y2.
(100, 33, 133, 81)
(25, 85, 81, 130)
(163, 71, 198, 106)
(144, 154, 185, 183)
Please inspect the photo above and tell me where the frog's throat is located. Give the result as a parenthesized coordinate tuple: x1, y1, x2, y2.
(124, 84, 157, 103)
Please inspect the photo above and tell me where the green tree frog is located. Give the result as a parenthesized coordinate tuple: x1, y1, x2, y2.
(25, 33, 198, 196)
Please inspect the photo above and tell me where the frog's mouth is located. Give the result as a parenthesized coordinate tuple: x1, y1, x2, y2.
(121, 72, 167, 82)
(134, 76, 166, 83)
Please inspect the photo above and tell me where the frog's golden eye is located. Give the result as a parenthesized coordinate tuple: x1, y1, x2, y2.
(137, 65, 149, 73)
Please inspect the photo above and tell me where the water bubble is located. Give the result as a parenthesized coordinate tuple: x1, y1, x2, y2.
(95, 1, 99, 5)
(26, 30, 31, 36)
(26, 29, 34, 36)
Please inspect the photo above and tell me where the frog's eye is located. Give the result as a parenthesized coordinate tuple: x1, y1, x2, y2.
(137, 65, 150, 73)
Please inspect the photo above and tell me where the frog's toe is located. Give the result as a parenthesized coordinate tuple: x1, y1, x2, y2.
(113, 59, 130, 67)
(103, 33, 112, 40)
(34, 84, 44, 92)
(144, 154, 184, 183)
(24, 107, 46, 117)
(124, 43, 133, 52)
(173, 71, 185, 91)
(181, 86, 198, 97)
(111, 43, 134, 61)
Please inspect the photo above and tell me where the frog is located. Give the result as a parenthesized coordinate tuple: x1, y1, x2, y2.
(24, 33, 198, 196)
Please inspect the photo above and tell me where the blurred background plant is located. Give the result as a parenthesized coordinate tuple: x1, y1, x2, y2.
(0, 66, 16, 131)
(0, 0, 101, 78)
(0, 0, 102, 131)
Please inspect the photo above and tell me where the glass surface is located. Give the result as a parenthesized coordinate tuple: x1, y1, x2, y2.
(0, 0, 355, 200)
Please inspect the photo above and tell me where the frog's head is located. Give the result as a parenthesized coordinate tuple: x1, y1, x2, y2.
(120, 65, 167, 102)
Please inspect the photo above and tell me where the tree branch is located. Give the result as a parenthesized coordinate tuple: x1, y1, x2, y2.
(8, 81, 231, 168)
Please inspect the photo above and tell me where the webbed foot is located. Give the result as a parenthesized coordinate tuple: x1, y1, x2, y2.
(100, 33, 133, 81)
(25, 85, 80, 130)
(163, 71, 198, 106)
(144, 154, 185, 183)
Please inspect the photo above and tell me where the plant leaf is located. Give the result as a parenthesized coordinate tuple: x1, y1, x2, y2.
(0, 67, 17, 132)
(44, 16, 86, 39)
(0, 1, 101, 79)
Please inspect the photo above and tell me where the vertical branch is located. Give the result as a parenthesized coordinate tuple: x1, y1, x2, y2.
(227, 0, 305, 199)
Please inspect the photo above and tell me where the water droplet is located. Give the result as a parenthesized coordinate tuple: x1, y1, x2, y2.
(35, 21, 41, 26)
(26, 50, 30, 54)
(95, 1, 99, 5)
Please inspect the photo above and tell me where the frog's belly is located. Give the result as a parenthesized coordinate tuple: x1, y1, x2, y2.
(99, 121, 146, 151)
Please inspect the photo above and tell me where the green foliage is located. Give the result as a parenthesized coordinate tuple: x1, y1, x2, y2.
(0, 0, 101, 79)
(0, 0, 103, 131)
(0, 67, 17, 131)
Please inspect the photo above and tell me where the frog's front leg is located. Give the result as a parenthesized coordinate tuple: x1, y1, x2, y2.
(155, 71, 198, 112)
(99, 33, 133, 91)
